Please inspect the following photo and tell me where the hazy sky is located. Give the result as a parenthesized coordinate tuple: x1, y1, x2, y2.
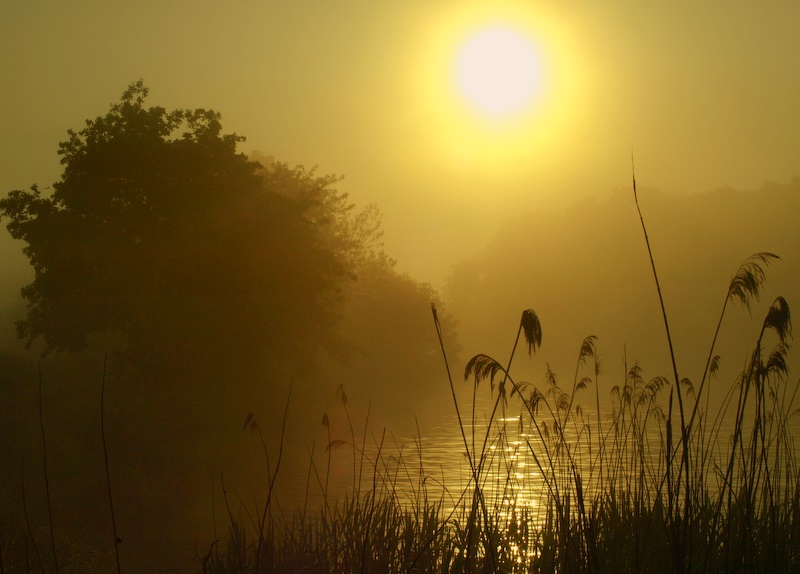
(2, 1, 799, 287)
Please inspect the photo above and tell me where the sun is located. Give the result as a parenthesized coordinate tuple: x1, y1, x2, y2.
(455, 25, 542, 119)
(415, 3, 584, 174)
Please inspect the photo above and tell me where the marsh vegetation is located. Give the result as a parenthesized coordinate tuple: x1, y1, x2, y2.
(195, 256, 798, 573)
(3, 239, 799, 574)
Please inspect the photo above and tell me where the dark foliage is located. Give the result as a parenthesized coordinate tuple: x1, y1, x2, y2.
(0, 81, 349, 374)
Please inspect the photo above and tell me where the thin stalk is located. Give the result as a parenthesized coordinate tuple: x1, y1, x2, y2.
(631, 156, 690, 570)
(21, 460, 45, 574)
(100, 353, 122, 574)
(358, 401, 372, 501)
(302, 442, 315, 524)
(594, 354, 604, 489)
(359, 428, 386, 574)
(430, 304, 476, 485)
(431, 303, 498, 572)
(710, 326, 768, 570)
(473, 312, 537, 540)
(210, 470, 219, 566)
(323, 414, 333, 524)
(37, 364, 59, 574)
(689, 253, 779, 443)
(254, 378, 292, 574)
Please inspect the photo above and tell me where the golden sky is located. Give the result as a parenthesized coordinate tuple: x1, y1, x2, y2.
(2, 0, 799, 286)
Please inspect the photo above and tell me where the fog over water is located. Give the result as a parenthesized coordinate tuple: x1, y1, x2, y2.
(1, 1, 799, 571)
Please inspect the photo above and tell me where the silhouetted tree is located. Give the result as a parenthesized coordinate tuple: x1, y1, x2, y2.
(0, 81, 350, 376)
(337, 257, 459, 412)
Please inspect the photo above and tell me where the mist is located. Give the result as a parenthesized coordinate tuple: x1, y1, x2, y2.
(2, 1, 799, 572)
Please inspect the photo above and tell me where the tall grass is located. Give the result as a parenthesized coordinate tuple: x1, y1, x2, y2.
(7, 187, 798, 573)
(11, 274, 796, 573)
(204, 179, 798, 572)
(204, 250, 798, 573)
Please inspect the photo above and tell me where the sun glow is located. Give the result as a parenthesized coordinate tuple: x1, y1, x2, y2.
(417, 3, 583, 174)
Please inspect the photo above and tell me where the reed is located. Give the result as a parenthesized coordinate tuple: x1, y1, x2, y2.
(100, 353, 122, 574)
(205, 203, 798, 573)
(37, 364, 60, 574)
(205, 270, 798, 572)
(5, 186, 797, 573)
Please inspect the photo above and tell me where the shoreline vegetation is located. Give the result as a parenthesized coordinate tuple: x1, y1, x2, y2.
(198, 171, 799, 573)
(262, 290, 798, 573)
(4, 251, 797, 573)
(196, 254, 798, 574)
(197, 178, 795, 574)
(2, 178, 798, 572)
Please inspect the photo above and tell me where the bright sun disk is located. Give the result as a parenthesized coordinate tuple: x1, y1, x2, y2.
(455, 25, 542, 118)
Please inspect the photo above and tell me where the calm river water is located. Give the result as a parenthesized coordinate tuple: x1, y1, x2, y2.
(294, 388, 799, 524)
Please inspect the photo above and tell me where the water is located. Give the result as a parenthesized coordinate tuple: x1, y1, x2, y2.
(279, 385, 800, 529)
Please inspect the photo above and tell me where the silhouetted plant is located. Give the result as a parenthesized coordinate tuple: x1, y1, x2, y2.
(184, 180, 798, 573)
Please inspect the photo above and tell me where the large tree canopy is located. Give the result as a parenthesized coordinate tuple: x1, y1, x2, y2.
(0, 82, 460, 564)
(0, 82, 352, 372)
